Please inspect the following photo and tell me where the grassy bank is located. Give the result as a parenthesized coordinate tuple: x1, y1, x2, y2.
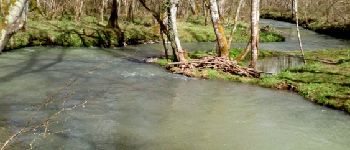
(5, 16, 284, 51)
(261, 12, 350, 39)
(156, 49, 350, 113)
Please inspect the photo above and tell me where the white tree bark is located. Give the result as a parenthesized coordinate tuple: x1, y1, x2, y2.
(218, 0, 226, 17)
(0, 0, 29, 52)
(250, 0, 259, 69)
(294, 0, 306, 63)
(189, 0, 197, 15)
(168, 0, 186, 62)
(209, 0, 229, 58)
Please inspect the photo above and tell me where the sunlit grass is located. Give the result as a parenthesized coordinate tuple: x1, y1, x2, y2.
(155, 49, 350, 113)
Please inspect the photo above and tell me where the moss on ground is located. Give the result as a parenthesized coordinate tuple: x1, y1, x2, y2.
(156, 49, 350, 113)
(5, 17, 285, 50)
(178, 21, 284, 43)
(5, 19, 159, 50)
(188, 48, 284, 60)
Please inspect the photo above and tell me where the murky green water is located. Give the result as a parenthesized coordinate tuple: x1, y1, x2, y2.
(1, 19, 350, 149)
(0, 47, 350, 150)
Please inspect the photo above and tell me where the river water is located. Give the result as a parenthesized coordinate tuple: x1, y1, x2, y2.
(0, 20, 350, 150)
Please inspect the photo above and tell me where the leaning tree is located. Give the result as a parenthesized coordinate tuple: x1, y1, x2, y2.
(0, 0, 29, 53)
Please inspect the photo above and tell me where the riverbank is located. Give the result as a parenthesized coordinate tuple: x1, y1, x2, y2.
(261, 12, 350, 39)
(155, 49, 350, 113)
(4, 17, 284, 51)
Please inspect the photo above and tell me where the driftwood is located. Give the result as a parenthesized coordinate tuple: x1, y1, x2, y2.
(166, 56, 261, 78)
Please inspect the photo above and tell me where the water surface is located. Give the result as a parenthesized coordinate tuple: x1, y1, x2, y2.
(0, 47, 349, 150)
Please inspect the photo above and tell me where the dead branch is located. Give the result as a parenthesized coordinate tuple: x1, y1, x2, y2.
(166, 56, 260, 78)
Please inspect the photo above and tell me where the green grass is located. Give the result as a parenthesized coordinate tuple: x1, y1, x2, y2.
(156, 58, 170, 67)
(6, 16, 285, 50)
(6, 18, 160, 50)
(178, 21, 285, 43)
(189, 48, 285, 60)
(156, 49, 350, 113)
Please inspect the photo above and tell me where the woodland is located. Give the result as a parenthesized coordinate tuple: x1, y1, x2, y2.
(0, 0, 350, 149)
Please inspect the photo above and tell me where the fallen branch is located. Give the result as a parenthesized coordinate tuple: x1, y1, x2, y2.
(166, 56, 260, 78)
(0, 99, 88, 150)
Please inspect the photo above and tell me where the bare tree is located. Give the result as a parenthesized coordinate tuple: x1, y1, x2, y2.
(0, 0, 29, 53)
(294, 0, 306, 64)
(228, 0, 245, 48)
(168, 0, 187, 62)
(217, 0, 226, 17)
(249, 0, 260, 69)
(127, 0, 136, 21)
(100, 0, 109, 23)
(189, 0, 197, 15)
(203, 0, 209, 26)
(74, 0, 85, 21)
(138, 0, 186, 62)
(108, 0, 121, 28)
(209, 0, 230, 58)
(138, 0, 170, 59)
(108, 0, 125, 47)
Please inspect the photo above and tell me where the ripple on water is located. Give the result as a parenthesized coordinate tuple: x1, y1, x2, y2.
(0, 46, 350, 150)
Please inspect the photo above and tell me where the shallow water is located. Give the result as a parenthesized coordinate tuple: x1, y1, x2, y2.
(0, 47, 350, 150)
(257, 56, 304, 74)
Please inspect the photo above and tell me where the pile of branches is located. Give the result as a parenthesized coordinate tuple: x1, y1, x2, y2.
(166, 56, 261, 78)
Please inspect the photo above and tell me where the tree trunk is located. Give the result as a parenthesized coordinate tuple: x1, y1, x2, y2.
(0, 0, 29, 53)
(75, 0, 84, 22)
(228, 0, 245, 48)
(189, 0, 197, 15)
(294, 0, 306, 64)
(217, 0, 226, 17)
(249, 0, 259, 69)
(108, 0, 125, 47)
(127, 0, 135, 21)
(100, 0, 108, 23)
(137, 0, 173, 60)
(0, 0, 2, 15)
(209, 0, 229, 58)
(291, 0, 295, 19)
(160, 29, 169, 60)
(167, 0, 186, 62)
(108, 0, 120, 28)
(236, 41, 251, 62)
(203, 0, 208, 26)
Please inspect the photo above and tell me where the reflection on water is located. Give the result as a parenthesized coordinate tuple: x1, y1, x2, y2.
(0, 47, 350, 150)
(257, 56, 304, 74)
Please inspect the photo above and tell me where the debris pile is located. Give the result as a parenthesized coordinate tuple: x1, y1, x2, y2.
(166, 56, 260, 78)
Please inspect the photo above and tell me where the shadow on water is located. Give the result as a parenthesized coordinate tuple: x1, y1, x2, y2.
(0, 48, 67, 84)
(1, 18, 350, 150)
(1, 47, 350, 150)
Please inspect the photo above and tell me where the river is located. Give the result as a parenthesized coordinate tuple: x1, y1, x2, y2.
(0, 20, 350, 150)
